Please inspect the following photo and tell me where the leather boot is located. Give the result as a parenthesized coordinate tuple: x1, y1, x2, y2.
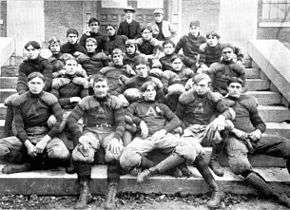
(286, 159, 290, 175)
(104, 182, 118, 210)
(195, 154, 224, 208)
(2, 163, 32, 174)
(245, 171, 290, 208)
(209, 143, 224, 177)
(75, 180, 92, 209)
(65, 156, 75, 174)
(137, 153, 185, 183)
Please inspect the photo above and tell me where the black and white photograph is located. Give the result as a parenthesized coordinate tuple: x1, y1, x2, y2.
(0, 0, 289, 209)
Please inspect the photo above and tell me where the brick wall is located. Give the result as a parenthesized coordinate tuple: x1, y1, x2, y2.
(181, 0, 220, 37)
(0, 1, 7, 37)
(44, 1, 84, 44)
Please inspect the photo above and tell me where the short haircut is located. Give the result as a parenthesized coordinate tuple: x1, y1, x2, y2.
(64, 57, 77, 65)
(162, 40, 175, 48)
(134, 57, 149, 68)
(85, 37, 97, 45)
(106, 24, 116, 29)
(112, 48, 124, 56)
(24, 41, 41, 50)
(221, 43, 235, 52)
(227, 77, 244, 87)
(48, 37, 60, 48)
(193, 73, 211, 84)
(28, 72, 45, 82)
(88, 17, 100, 26)
(141, 26, 153, 33)
(66, 28, 79, 37)
(206, 31, 220, 39)
(141, 81, 157, 92)
(92, 74, 108, 85)
(59, 53, 75, 62)
(170, 54, 184, 63)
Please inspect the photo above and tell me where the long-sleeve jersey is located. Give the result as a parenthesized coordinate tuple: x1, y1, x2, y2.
(51, 74, 89, 110)
(60, 42, 86, 55)
(223, 95, 266, 133)
(161, 67, 195, 89)
(100, 64, 135, 95)
(17, 57, 53, 94)
(175, 33, 206, 58)
(176, 90, 232, 127)
(126, 100, 181, 135)
(11, 91, 63, 142)
(66, 95, 125, 145)
(205, 60, 246, 96)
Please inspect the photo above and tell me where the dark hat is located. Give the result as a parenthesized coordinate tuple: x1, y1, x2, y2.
(123, 6, 136, 13)
(190, 20, 200, 27)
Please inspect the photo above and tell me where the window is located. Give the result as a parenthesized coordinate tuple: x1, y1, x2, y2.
(260, 0, 290, 27)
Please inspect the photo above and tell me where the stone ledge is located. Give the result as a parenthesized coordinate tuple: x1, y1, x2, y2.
(0, 165, 288, 196)
(0, 37, 15, 67)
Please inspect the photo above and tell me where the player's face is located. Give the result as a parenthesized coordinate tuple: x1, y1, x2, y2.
(85, 41, 97, 53)
(89, 22, 100, 33)
(106, 26, 116, 36)
(171, 58, 183, 72)
(67, 33, 78, 44)
(126, 44, 136, 55)
(136, 64, 149, 78)
(93, 80, 109, 98)
(25, 45, 40, 60)
(222, 47, 235, 62)
(189, 26, 200, 37)
(143, 85, 156, 101)
(125, 11, 134, 20)
(49, 43, 60, 55)
(227, 82, 243, 98)
(163, 43, 174, 55)
(28, 77, 45, 94)
(112, 53, 123, 66)
(65, 59, 78, 75)
(142, 29, 152, 40)
(207, 36, 219, 47)
(195, 79, 210, 95)
(154, 13, 163, 23)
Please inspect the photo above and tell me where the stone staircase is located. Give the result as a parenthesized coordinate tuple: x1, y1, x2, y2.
(0, 47, 289, 196)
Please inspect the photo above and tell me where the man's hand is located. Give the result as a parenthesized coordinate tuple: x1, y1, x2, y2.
(249, 129, 262, 142)
(151, 129, 167, 141)
(140, 121, 149, 138)
(209, 115, 226, 131)
(25, 140, 37, 157)
(70, 97, 82, 103)
(72, 77, 89, 88)
(35, 135, 51, 154)
(232, 128, 248, 140)
(107, 138, 122, 156)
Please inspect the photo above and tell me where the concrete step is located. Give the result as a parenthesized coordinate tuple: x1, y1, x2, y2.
(265, 122, 290, 139)
(246, 79, 270, 91)
(0, 65, 18, 77)
(0, 89, 16, 103)
(245, 68, 260, 79)
(0, 165, 288, 196)
(0, 77, 17, 89)
(258, 105, 290, 123)
(247, 91, 281, 105)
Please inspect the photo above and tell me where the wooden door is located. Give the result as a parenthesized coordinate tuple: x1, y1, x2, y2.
(95, 0, 169, 34)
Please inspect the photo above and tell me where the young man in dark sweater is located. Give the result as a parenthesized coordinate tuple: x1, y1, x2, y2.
(60, 28, 86, 55)
(123, 39, 147, 69)
(79, 17, 106, 53)
(0, 72, 69, 174)
(4, 41, 54, 137)
(199, 44, 246, 96)
(175, 21, 206, 59)
(222, 77, 290, 207)
(104, 24, 127, 55)
(66, 76, 125, 209)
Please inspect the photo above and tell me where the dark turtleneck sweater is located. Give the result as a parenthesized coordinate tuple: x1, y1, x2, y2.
(79, 31, 106, 52)
(104, 34, 127, 55)
(11, 91, 63, 142)
(60, 42, 86, 55)
(175, 33, 206, 58)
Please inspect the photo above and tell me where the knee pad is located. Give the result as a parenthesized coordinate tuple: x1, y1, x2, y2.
(229, 158, 251, 175)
